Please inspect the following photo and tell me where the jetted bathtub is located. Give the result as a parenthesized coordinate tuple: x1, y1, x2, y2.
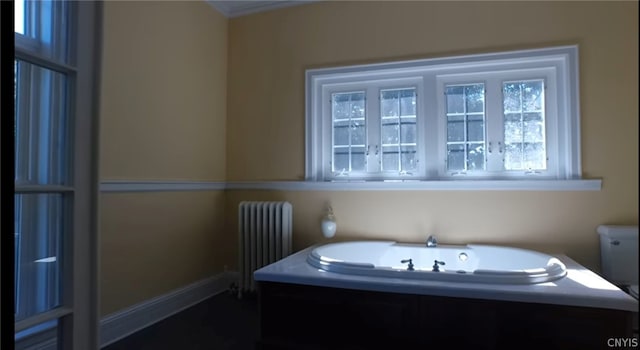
(306, 240, 567, 284)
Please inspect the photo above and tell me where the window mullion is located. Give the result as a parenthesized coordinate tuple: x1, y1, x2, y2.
(347, 94, 353, 172)
(38, 68, 52, 185)
(16, 61, 31, 184)
(14, 307, 73, 333)
(395, 91, 401, 173)
(321, 90, 330, 179)
(462, 87, 468, 172)
(485, 78, 503, 172)
(14, 49, 76, 76)
(366, 86, 379, 174)
(28, 65, 42, 184)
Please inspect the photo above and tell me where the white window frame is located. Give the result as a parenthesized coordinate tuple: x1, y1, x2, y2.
(322, 77, 426, 180)
(14, 1, 101, 349)
(306, 45, 582, 185)
(435, 67, 559, 179)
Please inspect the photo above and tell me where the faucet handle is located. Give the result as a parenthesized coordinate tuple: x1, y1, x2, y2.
(400, 259, 415, 271)
(432, 260, 445, 272)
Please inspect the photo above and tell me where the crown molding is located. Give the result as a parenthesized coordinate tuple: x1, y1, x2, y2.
(206, 0, 317, 18)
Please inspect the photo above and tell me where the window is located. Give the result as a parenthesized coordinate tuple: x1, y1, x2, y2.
(306, 46, 581, 183)
(325, 77, 425, 180)
(14, 0, 99, 348)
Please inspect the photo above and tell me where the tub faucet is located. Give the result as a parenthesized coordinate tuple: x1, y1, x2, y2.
(426, 235, 437, 247)
(432, 260, 445, 272)
(400, 259, 415, 271)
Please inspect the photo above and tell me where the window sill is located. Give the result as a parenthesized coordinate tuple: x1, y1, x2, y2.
(100, 179, 602, 192)
(226, 179, 602, 191)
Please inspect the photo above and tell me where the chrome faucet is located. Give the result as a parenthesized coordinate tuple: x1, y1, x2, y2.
(426, 235, 437, 247)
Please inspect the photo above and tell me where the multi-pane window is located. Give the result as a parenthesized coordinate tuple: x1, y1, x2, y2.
(15, 0, 70, 327)
(380, 88, 417, 174)
(332, 92, 366, 174)
(445, 84, 485, 173)
(15, 0, 99, 348)
(307, 46, 579, 182)
(503, 80, 546, 172)
(325, 81, 423, 180)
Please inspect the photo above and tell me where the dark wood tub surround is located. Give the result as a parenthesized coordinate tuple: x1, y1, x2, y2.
(257, 281, 634, 350)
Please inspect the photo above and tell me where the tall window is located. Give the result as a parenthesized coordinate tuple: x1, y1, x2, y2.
(306, 46, 580, 182)
(14, 1, 99, 349)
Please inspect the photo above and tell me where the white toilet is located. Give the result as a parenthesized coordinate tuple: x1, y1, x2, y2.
(597, 225, 638, 333)
(597, 225, 638, 299)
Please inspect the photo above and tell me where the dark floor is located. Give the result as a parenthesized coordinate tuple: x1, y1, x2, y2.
(103, 291, 259, 350)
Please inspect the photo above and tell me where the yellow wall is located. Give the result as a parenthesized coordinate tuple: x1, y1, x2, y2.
(226, 2, 638, 271)
(99, 1, 228, 316)
(97, 0, 638, 316)
(100, 191, 229, 315)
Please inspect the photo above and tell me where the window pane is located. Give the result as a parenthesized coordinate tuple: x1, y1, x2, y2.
(447, 115, 464, 142)
(467, 115, 484, 142)
(524, 142, 546, 170)
(400, 119, 416, 144)
(504, 113, 522, 143)
(332, 94, 349, 120)
(400, 90, 416, 116)
(333, 152, 349, 174)
(381, 90, 399, 117)
(351, 146, 366, 172)
(382, 151, 399, 172)
(401, 146, 417, 172)
(15, 0, 70, 63)
(445, 86, 464, 114)
(351, 95, 365, 118)
(15, 194, 64, 321)
(504, 143, 523, 170)
(522, 81, 544, 112)
(503, 83, 521, 112)
(15, 60, 70, 186)
(352, 123, 365, 146)
(382, 122, 399, 144)
(523, 113, 544, 143)
(333, 122, 349, 146)
(465, 84, 484, 113)
(467, 144, 485, 171)
(447, 144, 465, 171)
(15, 0, 26, 34)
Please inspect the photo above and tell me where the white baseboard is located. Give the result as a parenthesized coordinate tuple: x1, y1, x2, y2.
(14, 271, 240, 349)
(100, 271, 239, 347)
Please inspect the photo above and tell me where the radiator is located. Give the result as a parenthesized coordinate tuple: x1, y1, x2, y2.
(238, 201, 292, 297)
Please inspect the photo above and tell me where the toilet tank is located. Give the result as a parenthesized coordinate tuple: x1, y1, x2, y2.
(597, 225, 638, 286)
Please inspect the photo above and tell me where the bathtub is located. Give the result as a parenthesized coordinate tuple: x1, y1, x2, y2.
(306, 240, 567, 284)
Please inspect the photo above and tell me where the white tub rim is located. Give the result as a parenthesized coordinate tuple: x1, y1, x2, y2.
(306, 240, 567, 285)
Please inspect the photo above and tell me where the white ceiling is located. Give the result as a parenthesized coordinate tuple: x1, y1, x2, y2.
(206, 0, 317, 18)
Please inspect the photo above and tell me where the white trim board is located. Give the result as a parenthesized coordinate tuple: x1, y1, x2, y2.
(15, 272, 239, 349)
(100, 272, 238, 348)
(100, 179, 602, 192)
(100, 181, 227, 192)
